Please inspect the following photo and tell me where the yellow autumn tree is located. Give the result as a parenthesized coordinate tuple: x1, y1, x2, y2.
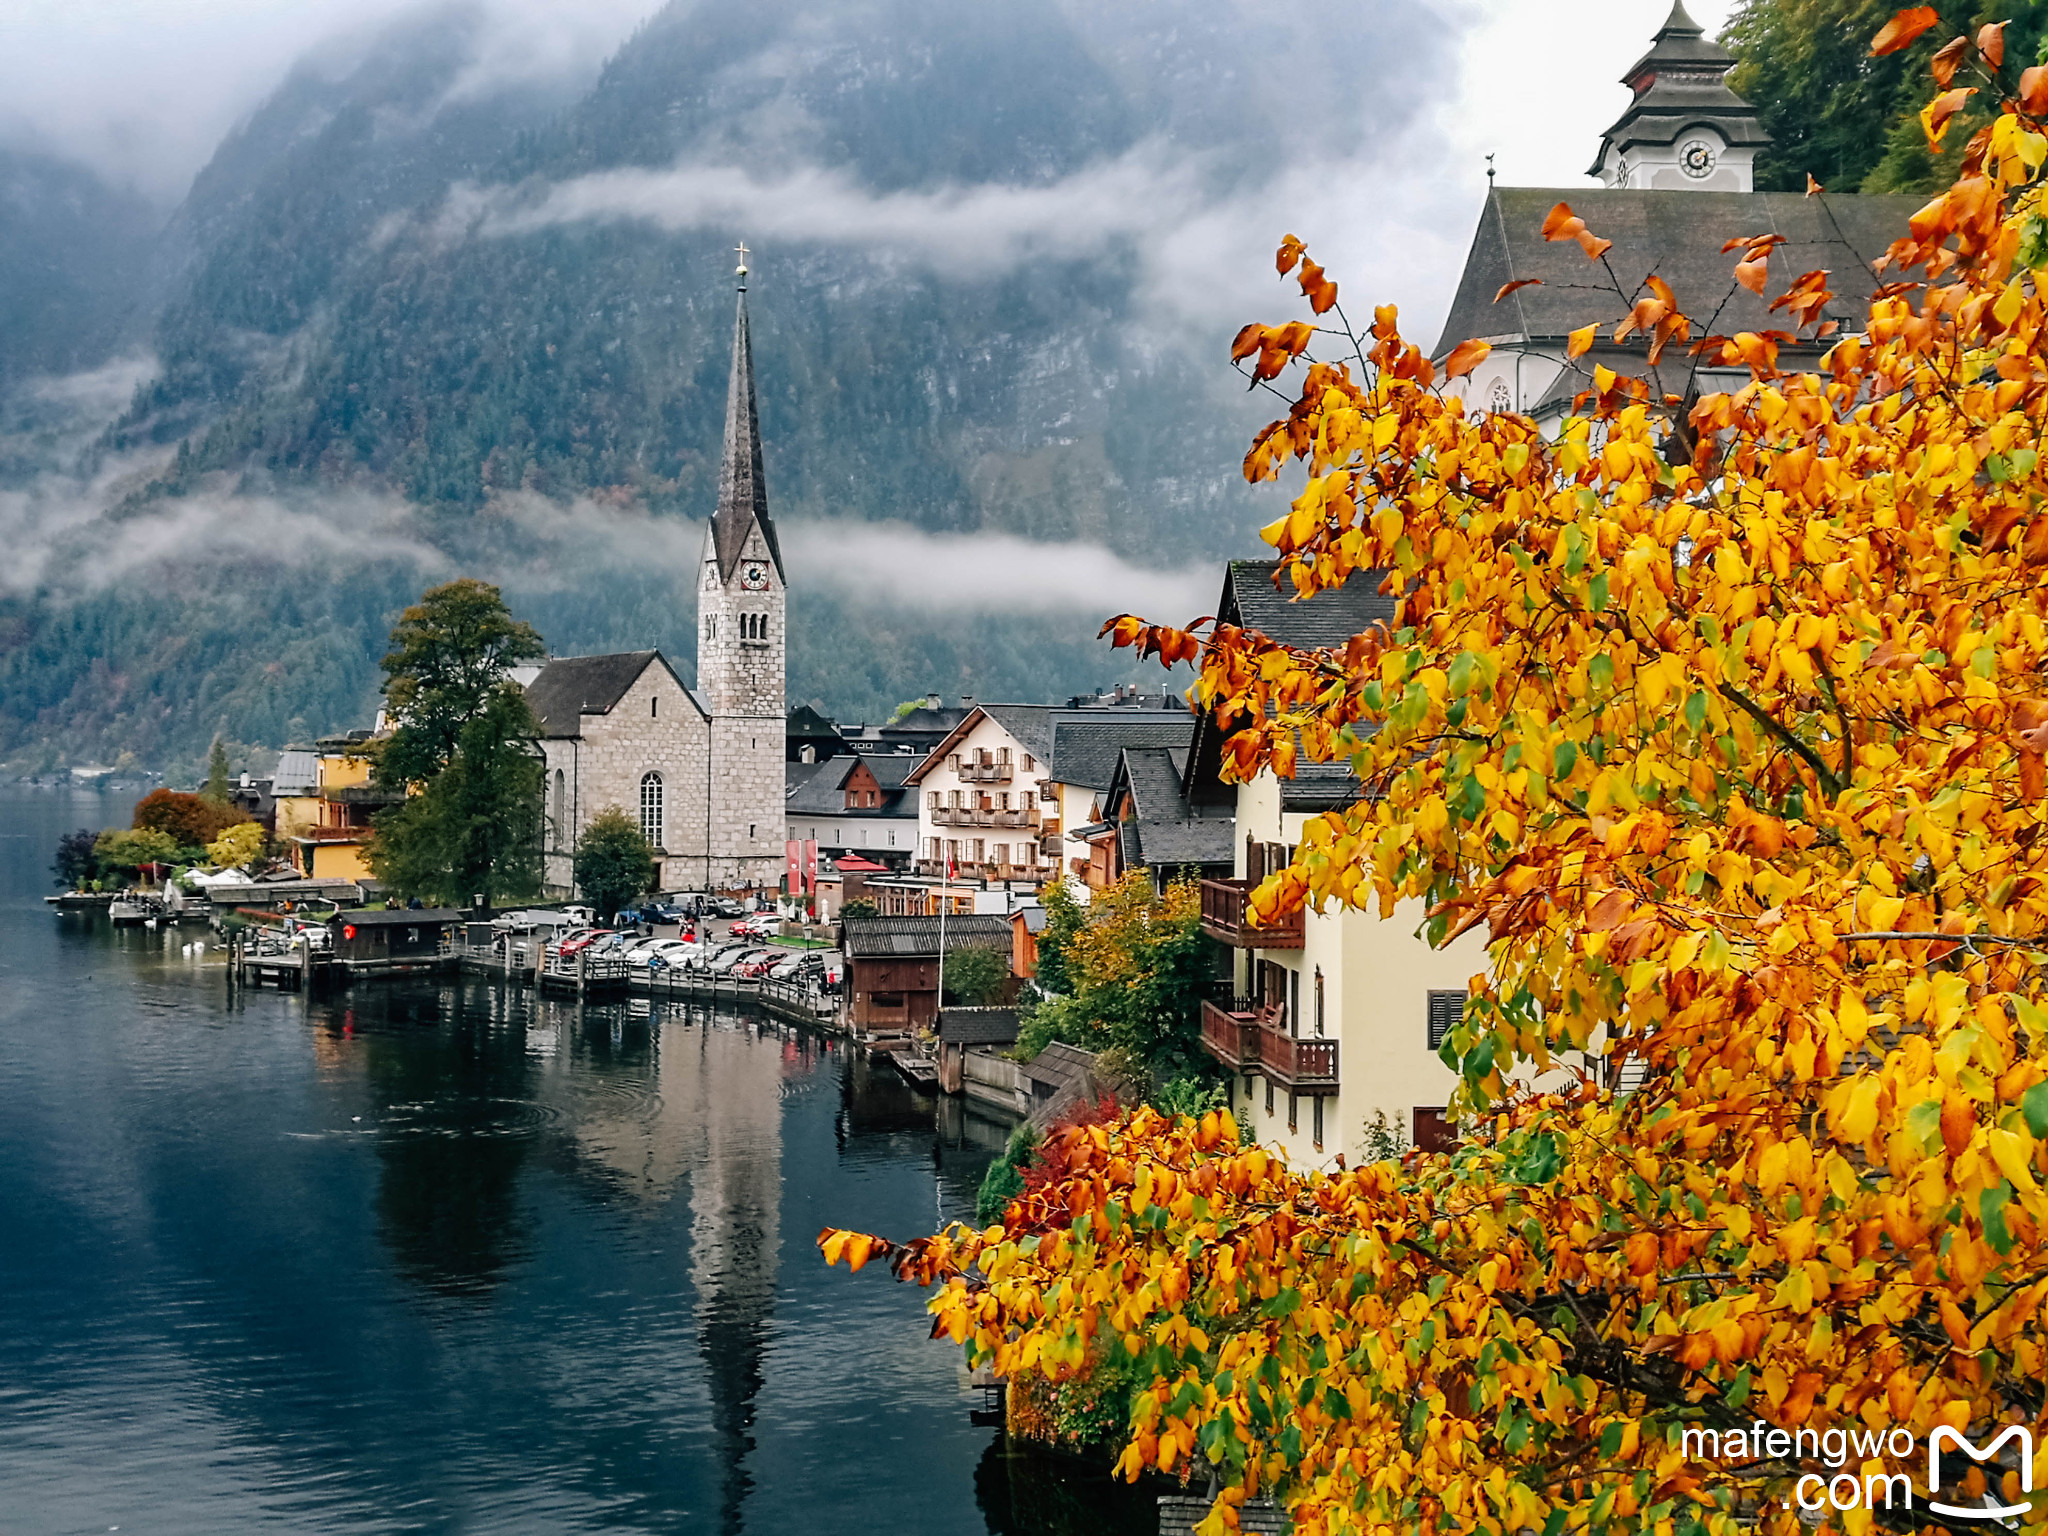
(826, 21, 2048, 1536)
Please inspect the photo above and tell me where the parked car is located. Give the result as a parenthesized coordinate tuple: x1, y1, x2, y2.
(710, 898, 745, 918)
(557, 928, 613, 956)
(736, 952, 785, 979)
(707, 946, 771, 977)
(641, 940, 700, 970)
(765, 953, 810, 981)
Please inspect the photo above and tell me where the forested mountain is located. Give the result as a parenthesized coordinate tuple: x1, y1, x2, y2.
(0, 0, 1419, 774)
(0, 148, 158, 390)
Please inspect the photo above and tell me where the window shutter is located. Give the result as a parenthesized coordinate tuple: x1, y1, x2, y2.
(1427, 991, 1465, 1051)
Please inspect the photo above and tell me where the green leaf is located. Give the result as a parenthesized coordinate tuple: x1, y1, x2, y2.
(1588, 654, 1614, 697)
(1552, 741, 1578, 780)
(1727, 1365, 1752, 1409)
(1600, 1420, 1625, 1457)
(1589, 571, 1609, 612)
(1684, 690, 1707, 736)
(2025, 1080, 2048, 1139)
(1983, 1183, 2015, 1256)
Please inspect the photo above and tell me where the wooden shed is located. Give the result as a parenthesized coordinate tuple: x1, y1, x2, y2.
(842, 914, 1011, 1037)
(328, 909, 461, 972)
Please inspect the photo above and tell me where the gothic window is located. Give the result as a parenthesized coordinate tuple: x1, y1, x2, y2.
(1488, 380, 1512, 414)
(640, 772, 664, 848)
(553, 770, 565, 839)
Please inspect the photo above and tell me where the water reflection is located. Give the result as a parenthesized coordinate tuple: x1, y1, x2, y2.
(0, 787, 1163, 1534)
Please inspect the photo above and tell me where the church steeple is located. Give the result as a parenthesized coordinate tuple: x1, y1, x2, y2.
(709, 249, 784, 584)
(1590, 1, 1769, 190)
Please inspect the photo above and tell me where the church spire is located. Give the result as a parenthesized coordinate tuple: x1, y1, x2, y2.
(710, 245, 783, 583)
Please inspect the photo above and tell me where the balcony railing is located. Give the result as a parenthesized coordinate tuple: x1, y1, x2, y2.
(957, 761, 1014, 783)
(1198, 998, 1338, 1092)
(929, 806, 1040, 829)
(1198, 878, 1304, 948)
(1200, 998, 1262, 1068)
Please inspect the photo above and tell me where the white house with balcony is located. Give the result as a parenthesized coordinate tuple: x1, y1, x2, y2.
(903, 704, 1058, 881)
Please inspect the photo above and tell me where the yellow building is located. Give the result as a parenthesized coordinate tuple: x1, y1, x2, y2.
(281, 731, 399, 882)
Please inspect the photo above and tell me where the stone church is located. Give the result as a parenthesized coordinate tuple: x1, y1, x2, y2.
(525, 261, 786, 896)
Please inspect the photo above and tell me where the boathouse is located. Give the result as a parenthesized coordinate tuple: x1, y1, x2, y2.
(328, 908, 462, 971)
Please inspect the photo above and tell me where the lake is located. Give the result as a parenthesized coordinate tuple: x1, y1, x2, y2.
(0, 786, 1157, 1534)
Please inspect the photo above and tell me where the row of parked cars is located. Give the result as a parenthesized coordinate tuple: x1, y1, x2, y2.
(541, 927, 842, 987)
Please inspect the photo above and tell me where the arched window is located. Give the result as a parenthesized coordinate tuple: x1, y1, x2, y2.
(640, 772, 664, 848)
(553, 769, 566, 840)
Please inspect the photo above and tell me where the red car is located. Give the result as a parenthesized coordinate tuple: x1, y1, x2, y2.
(736, 952, 783, 979)
(556, 928, 610, 956)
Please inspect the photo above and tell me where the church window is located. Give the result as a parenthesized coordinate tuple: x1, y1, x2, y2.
(553, 770, 565, 840)
(1488, 380, 1512, 414)
(651, 695, 658, 719)
(749, 824, 757, 840)
(640, 772, 664, 847)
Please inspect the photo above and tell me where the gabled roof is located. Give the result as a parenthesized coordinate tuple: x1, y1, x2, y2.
(272, 749, 319, 796)
(1433, 187, 1921, 359)
(1221, 560, 1397, 649)
(523, 651, 703, 738)
(785, 756, 917, 818)
(1048, 715, 1193, 790)
(1107, 745, 1235, 873)
(842, 914, 1012, 958)
(938, 1008, 1020, 1046)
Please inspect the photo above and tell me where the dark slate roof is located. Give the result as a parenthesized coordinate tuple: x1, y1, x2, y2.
(980, 703, 1056, 762)
(938, 1008, 1020, 1046)
(862, 754, 918, 790)
(1434, 187, 1923, 359)
(523, 651, 703, 738)
(786, 757, 917, 818)
(1048, 715, 1194, 790)
(332, 908, 464, 926)
(842, 914, 1011, 958)
(1221, 561, 1398, 649)
(788, 703, 843, 744)
(710, 285, 785, 582)
(1111, 746, 1236, 872)
(1279, 758, 1363, 813)
(1593, 0, 1768, 173)
(1022, 1041, 1097, 1093)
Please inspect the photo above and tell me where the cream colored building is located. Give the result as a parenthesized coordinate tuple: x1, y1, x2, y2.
(906, 704, 1058, 882)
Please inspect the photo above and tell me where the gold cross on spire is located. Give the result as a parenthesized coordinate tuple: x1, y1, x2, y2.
(735, 241, 750, 280)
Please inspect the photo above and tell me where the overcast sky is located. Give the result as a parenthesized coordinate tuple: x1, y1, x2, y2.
(0, 0, 1735, 204)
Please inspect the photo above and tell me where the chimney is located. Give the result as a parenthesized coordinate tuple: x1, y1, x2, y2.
(800, 744, 816, 764)
(960, 695, 976, 711)
(925, 692, 942, 710)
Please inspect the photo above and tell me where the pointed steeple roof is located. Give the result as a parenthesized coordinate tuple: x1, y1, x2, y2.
(710, 268, 784, 583)
(1588, 0, 1768, 177)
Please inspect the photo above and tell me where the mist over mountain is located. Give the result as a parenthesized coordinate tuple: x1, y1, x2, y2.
(0, 0, 1448, 776)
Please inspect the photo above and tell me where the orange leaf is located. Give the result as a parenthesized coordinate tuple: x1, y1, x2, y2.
(1275, 234, 1305, 277)
(1494, 278, 1543, 303)
(1806, 173, 1825, 196)
(1567, 323, 1597, 359)
(1298, 258, 1338, 315)
(1444, 338, 1491, 380)
(1977, 20, 2005, 68)
(1542, 202, 1580, 241)
(1870, 6, 1939, 55)
(2024, 64, 2048, 116)
(1735, 255, 1769, 296)
(1230, 323, 1263, 362)
(1922, 87, 1975, 145)
(1931, 34, 1969, 86)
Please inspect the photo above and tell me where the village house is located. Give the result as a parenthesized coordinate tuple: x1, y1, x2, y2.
(1070, 742, 1234, 892)
(1188, 561, 1483, 1163)
(280, 729, 402, 882)
(784, 751, 918, 867)
(1041, 703, 1195, 883)
(841, 913, 1012, 1040)
(525, 270, 786, 897)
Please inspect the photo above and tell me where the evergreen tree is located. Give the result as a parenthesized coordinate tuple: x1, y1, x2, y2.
(203, 738, 232, 804)
(572, 807, 656, 921)
(50, 829, 98, 889)
(1725, 0, 2048, 193)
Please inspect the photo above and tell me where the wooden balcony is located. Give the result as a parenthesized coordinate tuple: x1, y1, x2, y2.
(1198, 998, 1338, 1092)
(956, 760, 1013, 783)
(1200, 998, 1263, 1069)
(1198, 878, 1304, 948)
(929, 806, 1040, 829)
(1259, 1029, 1339, 1094)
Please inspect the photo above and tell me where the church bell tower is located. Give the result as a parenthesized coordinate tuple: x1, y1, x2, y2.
(1589, 1, 1769, 192)
(698, 245, 786, 890)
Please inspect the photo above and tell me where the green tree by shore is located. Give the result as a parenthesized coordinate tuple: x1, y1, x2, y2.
(573, 808, 656, 921)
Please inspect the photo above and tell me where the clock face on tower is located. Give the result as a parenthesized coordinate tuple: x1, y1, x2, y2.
(739, 561, 770, 591)
(1679, 139, 1718, 179)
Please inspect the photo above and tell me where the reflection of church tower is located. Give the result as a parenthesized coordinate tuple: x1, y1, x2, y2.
(698, 246, 787, 893)
(686, 1022, 785, 1530)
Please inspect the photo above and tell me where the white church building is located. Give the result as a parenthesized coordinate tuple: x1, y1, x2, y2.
(525, 261, 786, 897)
(1436, 1, 1918, 429)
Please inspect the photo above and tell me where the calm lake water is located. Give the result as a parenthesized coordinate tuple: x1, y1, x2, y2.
(0, 786, 1156, 1535)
